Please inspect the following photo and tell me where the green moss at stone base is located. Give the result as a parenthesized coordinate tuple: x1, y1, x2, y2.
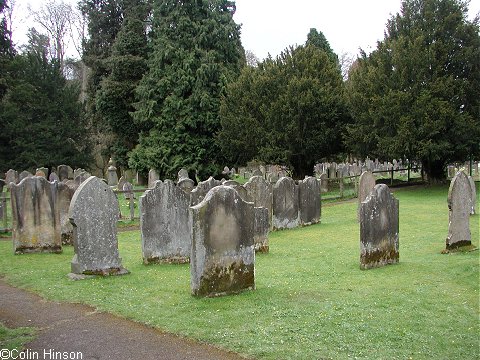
(14, 245, 62, 255)
(360, 248, 399, 270)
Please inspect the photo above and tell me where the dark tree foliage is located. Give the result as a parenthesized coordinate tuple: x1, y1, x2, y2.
(306, 28, 338, 65)
(95, 0, 150, 168)
(345, 0, 480, 181)
(0, 47, 92, 172)
(129, 0, 244, 180)
(218, 43, 348, 179)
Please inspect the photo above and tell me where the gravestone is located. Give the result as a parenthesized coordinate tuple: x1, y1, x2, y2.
(107, 159, 118, 186)
(468, 176, 476, 215)
(358, 171, 376, 221)
(222, 166, 230, 176)
(298, 176, 321, 226)
(117, 176, 126, 192)
(57, 165, 73, 181)
(224, 181, 248, 202)
(252, 169, 263, 177)
(49, 172, 59, 182)
(69, 176, 128, 277)
(5, 169, 18, 188)
(57, 182, 75, 245)
(190, 177, 222, 206)
(254, 207, 269, 253)
(73, 168, 87, 179)
(360, 184, 399, 269)
(19, 171, 33, 182)
(446, 172, 472, 250)
(148, 169, 159, 188)
(140, 180, 191, 264)
(123, 181, 134, 200)
(10, 176, 62, 254)
(177, 168, 189, 181)
(190, 186, 255, 297)
(35, 168, 48, 178)
(319, 173, 328, 192)
(267, 172, 279, 184)
(272, 177, 299, 230)
(177, 177, 195, 194)
(244, 176, 272, 227)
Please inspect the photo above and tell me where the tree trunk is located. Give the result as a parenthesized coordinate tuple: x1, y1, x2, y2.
(422, 159, 446, 183)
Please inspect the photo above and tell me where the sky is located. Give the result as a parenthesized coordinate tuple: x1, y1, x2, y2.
(9, 0, 480, 60)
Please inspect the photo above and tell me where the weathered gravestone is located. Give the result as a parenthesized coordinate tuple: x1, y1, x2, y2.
(123, 181, 134, 200)
(298, 177, 321, 226)
(57, 165, 73, 181)
(190, 186, 255, 297)
(244, 176, 272, 228)
(19, 171, 33, 182)
(69, 176, 128, 277)
(224, 180, 248, 201)
(319, 173, 328, 193)
(35, 168, 47, 178)
(358, 171, 376, 221)
(468, 176, 476, 215)
(49, 172, 59, 182)
(140, 180, 191, 264)
(177, 177, 195, 194)
(107, 159, 118, 186)
(272, 177, 299, 230)
(360, 184, 399, 269)
(445, 172, 472, 250)
(57, 182, 75, 245)
(117, 176, 126, 192)
(148, 169, 159, 189)
(254, 207, 269, 253)
(10, 176, 62, 254)
(5, 169, 18, 188)
(190, 177, 222, 206)
(177, 168, 189, 181)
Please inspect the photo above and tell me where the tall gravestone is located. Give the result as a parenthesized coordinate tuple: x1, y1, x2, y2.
(190, 186, 255, 297)
(69, 176, 128, 277)
(358, 171, 376, 221)
(244, 176, 272, 228)
(10, 176, 62, 254)
(272, 177, 299, 230)
(190, 177, 222, 206)
(298, 176, 321, 226)
(57, 182, 75, 245)
(360, 184, 399, 269)
(140, 180, 191, 264)
(468, 176, 476, 215)
(446, 172, 472, 250)
(148, 169, 159, 189)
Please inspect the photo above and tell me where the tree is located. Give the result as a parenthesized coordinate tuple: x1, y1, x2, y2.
(306, 28, 338, 65)
(130, 0, 244, 179)
(345, 0, 480, 181)
(245, 49, 259, 67)
(95, 0, 150, 169)
(218, 43, 348, 178)
(0, 33, 92, 172)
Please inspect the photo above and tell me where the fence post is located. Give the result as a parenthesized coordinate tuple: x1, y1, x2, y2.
(339, 178, 344, 198)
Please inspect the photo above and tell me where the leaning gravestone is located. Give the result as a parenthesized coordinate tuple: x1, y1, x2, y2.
(190, 186, 255, 297)
(298, 176, 321, 226)
(468, 176, 476, 215)
(360, 184, 399, 269)
(358, 171, 376, 221)
(272, 177, 299, 230)
(140, 180, 191, 264)
(190, 177, 222, 206)
(57, 182, 75, 245)
(445, 172, 472, 250)
(10, 176, 62, 254)
(69, 176, 128, 277)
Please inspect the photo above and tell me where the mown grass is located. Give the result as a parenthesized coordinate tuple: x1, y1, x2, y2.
(0, 322, 36, 351)
(0, 184, 478, 359)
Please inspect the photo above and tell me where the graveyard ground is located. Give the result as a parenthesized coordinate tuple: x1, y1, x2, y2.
(0, 184, 478, 360)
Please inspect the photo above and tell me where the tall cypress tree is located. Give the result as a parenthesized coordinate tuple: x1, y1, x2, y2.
(95, 0, 150, 169)
(130, 0, 244, 179)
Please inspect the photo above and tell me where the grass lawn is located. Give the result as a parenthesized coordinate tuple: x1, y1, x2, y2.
(0, 184, 478, 359)
(0, 322, 36, 351)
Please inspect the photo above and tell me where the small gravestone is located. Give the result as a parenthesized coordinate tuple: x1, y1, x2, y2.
(358, 171, 376, 221)
(57, 165, 72, 181)
(298, 176, 321, 226)
(445, 172, 472, 250)
(148, 169, 159, 188)
(5, 169, 18, 189)
(35, 168, 48, 178)
(319, 173, 328, 192)
(177, 168, 189, 181)
(272, 177, 299, 230)
(123, 181, 134, 200)
(222, 166, 230, 176)
(252, 169, 263, 177)
(360, 184, 399, 269)
(49, 172, 59, 182)
(69, 176, 128, 277)
(244, 176, 273, 228)
(57, 182, 75, 245)
(10, 176, 62, 254)
(190, 176, 222, 205)
(177, 177, 195, 194)
(190, 186, 255, 297)
(19, 171, 33, 182)
(117, 176, 126, 192)
(266, 172, 279, 184)
(468, 176, 476, 215)
(141, 180, 191, 264)
(254, 207, 269, 253)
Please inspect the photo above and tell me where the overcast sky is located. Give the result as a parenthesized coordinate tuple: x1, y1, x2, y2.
(10, 0, 480, 60)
